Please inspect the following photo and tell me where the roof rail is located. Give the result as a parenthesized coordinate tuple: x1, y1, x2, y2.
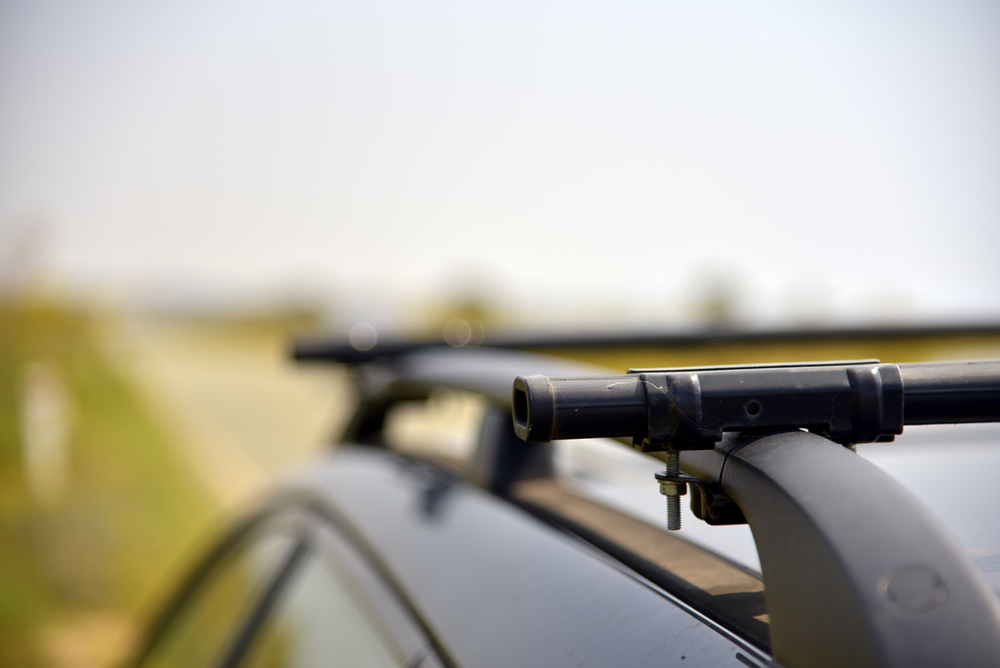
(292, 322, 1000, 365)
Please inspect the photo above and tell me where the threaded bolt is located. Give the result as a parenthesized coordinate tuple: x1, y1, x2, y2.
(666, 494, 681, 531)
(663, 451, 683, 531)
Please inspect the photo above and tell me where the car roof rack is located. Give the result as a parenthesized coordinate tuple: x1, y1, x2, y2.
(512, 358, 1000, 668)
(293, 334, 1000, 668)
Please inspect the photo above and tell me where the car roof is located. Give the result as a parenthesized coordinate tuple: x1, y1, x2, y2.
(286, 445, 770, 668)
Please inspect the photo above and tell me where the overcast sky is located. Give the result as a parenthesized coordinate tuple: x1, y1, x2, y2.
(1, 1, 998, 326)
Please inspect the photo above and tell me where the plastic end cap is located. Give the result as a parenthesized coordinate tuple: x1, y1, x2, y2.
(512, 375, 555, 442)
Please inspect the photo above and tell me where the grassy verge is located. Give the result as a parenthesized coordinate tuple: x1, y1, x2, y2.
(0, 299, 218, 668)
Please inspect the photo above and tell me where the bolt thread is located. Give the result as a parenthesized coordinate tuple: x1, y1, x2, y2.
(666, 495, 681, 530)
(664, 451, 681, 530)
(665, 451, 680, 476)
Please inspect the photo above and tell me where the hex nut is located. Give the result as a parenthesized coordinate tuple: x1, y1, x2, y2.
(659, 481, 688, 496)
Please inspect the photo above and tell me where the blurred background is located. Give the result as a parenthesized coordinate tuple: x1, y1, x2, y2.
(1, 1, 999, 666)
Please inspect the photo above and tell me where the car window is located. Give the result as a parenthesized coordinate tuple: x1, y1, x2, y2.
(237, 544, 408, 668)
(138, 519, 301, 668)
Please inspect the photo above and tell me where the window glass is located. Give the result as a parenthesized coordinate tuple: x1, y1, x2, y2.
(239, 547, 407, 668)
(139, 527, 298, 668)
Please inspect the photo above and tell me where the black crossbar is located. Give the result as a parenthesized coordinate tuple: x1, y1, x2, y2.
(513, 360, 1000, 449)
